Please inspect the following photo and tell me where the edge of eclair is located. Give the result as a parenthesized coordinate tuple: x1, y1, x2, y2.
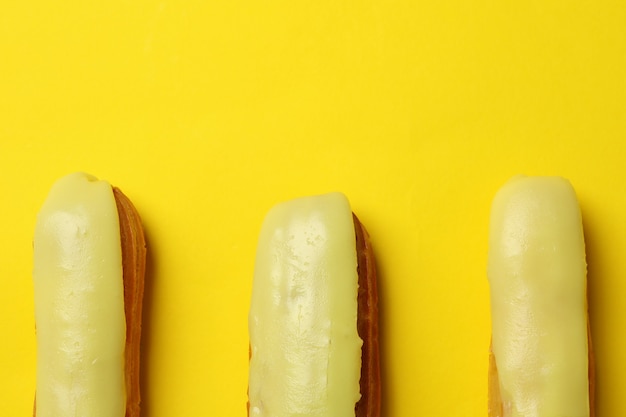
(113, 187, 147, 417)
(353, 214, 381, 417)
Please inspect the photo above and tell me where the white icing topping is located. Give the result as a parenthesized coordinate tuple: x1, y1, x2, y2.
(488, 176, 589, 417)
(248, 192, 362, 417)
(33, 172, 126, 417)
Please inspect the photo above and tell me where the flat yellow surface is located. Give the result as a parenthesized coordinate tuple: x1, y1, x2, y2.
(1, 1, 625, 416)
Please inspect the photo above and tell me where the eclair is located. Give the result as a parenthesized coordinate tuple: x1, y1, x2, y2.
(33, 172, 146, 417)
(248, 193, 380, 417)
(487, 176, 593, 417)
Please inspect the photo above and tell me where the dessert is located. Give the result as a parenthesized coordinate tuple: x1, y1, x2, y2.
(248, 192, 380, 417)
(33, 172, 146, 417)
(487, 176, 593, 417)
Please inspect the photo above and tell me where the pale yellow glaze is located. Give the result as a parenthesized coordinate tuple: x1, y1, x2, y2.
(248, 193, 362, 417)
(33, 172, 126, 417)
(488, 176, 589, 417)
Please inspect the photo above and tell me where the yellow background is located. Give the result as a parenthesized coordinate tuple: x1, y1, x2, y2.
(1, 1, 625, 416)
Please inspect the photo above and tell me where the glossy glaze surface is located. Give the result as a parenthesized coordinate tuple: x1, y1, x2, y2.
(249, 193, 362, 417)
(488, 176, 589, 417)
(33, 172, 126, 417)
